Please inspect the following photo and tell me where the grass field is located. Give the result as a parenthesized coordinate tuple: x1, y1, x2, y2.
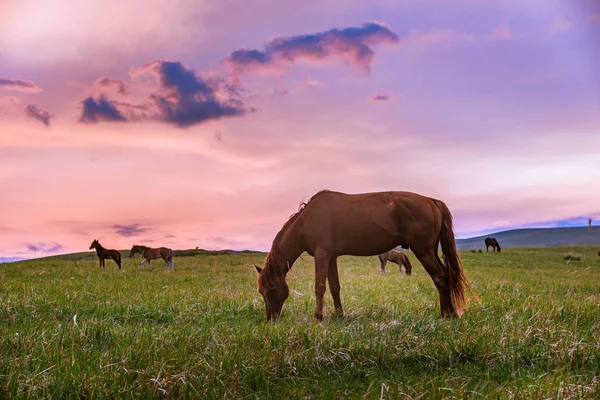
(1, 246, 599, 399)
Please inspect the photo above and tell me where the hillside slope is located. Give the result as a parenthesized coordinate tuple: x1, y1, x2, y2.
(457, 227, 600, 250)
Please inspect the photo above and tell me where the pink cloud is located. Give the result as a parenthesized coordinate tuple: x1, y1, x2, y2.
(492, 25, 512, 39)
(589, 14, 600, 23)
(94, 78, 128, 95)
(554, 17, 572, 31)
(305, 78, 319, 88)
(406, 29, 476, 45)
(0, 78, 42, 93)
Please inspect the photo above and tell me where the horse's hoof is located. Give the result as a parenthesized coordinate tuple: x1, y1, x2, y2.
(314, 313, 324, 321)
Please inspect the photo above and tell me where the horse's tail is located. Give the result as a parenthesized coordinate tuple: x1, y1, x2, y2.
(434, 199, 479, 316)
(403, 253, 412, 269)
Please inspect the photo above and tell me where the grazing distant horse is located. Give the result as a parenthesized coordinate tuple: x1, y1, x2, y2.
(378, 249, 412, 275)
(254, 190, 478, 321)
(89, 239, 121, 269)
(485, 237, 501, 252)
(129, 245, 174, 271)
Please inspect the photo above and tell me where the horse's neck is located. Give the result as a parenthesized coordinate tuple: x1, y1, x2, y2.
(272, 224, 305, 276)
(96, 244, 106, 252)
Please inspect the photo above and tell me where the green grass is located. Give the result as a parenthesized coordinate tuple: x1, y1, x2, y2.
(1, 246, 599, 398)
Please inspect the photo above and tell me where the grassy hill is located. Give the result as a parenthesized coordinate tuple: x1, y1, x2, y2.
(457, 227, 600, 250)
(1, 246, 599, 398)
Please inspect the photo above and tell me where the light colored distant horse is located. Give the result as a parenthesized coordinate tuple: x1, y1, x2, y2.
(378, 249, 412, 275)
(129, 245, 174, 271)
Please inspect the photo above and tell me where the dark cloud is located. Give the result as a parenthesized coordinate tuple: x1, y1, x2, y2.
(0, 78, 42, 93)
(24, 104, 54, 127)
(113, 224, 149, 237)
(24, 242, 64, 253)
(165, 234, 176, 238)
(143, 61, 250, 127)
(94, 77, 128, 95)
(371, 93, 391, 102)
(225, 22, 399, 74)
(78, 96, 127, 123)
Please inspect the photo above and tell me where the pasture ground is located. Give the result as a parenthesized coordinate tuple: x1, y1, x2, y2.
(1, 246, 599, 398)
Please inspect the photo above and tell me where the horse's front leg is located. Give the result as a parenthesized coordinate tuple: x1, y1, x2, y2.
(327, 257, 343, 317)
(313, 249, 330, 321)
(99, 258, 103, 268)
(380, 259, 386, 274)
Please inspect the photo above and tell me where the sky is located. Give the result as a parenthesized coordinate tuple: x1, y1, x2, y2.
(1, 0, 599, 260)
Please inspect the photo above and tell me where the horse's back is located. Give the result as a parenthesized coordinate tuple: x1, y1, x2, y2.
(301, 191, 442, 255)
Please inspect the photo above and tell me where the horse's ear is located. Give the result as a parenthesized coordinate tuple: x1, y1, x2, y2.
(253, 264, 262, 274)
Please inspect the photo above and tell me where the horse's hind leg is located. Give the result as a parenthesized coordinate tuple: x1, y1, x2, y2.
(379, 256, 386, 274)
(313, 249, 330, 321)
(327, 257, 343, 317)
(413, 249, 455, 317)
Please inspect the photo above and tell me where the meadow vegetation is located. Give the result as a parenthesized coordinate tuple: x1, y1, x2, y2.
(1, 246, 599, 398)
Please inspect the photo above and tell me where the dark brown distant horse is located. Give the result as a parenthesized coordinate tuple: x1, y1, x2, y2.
(129, 245, 174, 271)
(89, 239, 121, 269)
(254, 190, 478, 321)
(378, 249, 412, 275)
(485, 237, 501, 252)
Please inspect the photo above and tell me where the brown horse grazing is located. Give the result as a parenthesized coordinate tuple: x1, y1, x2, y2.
(129, 245, 174, 271)
(485, 237, 501, 252)
(379, 249, 412, 275)
(89, 239, 121, 269)
(254, 190, 478, 321)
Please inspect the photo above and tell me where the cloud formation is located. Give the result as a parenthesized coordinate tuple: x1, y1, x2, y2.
(492, 25, 512, 40)
(94, 77, 128, 95)
(113, 224, 149, 237)
(371, 93, 391, 102)
(78, 96, 127, 123)
(25, 241, 64, 253)
(225, 22, 399, 74)
(0, 78, 42, 93)
(24, 104, 54, 127)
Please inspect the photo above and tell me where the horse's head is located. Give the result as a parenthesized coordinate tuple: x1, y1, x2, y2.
(129, 245, 139, 257)
(89, 239, 99, 250)
(254, 260, 289, 321)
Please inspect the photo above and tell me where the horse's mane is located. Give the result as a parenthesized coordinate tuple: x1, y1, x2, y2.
(267, 190, 331, 264)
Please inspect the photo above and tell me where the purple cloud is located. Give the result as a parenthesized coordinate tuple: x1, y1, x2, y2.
(24, 104, 53, 127)
(94, 77, 128, 95)
(25, 241, 64, 254)
(0, 78, 42, 93)
(113, 224, 148, 237)
(225, 22, 399, 74)
(78, 96, 127, 123)
(130, 60, 250, 127)
(371, 93, 391, 102)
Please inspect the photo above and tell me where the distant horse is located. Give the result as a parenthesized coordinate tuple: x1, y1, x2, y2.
(129, 245, 174, 271)
(378, 249, 412, 275)
(254, 190, 478, 321)
(485, 237, 501, 252)
(89, 239, 121, 269)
